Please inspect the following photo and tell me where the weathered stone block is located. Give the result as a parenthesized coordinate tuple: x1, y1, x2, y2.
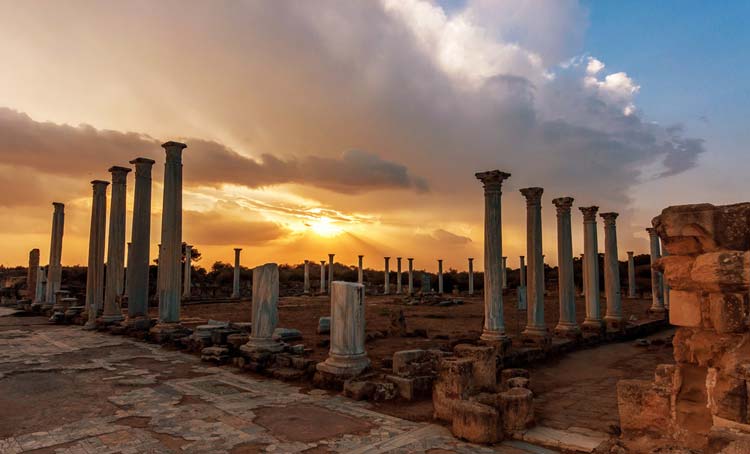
(660, 255, 696, 291)
(499, 387, 534, 433)
(501, 368, 530, 384)
(669, 290, 703, 327)
(709, 293, 748, 334)
(707, 368, 748, 424)
(386, 375, 433, 400)
(433, 357, 474, 421)
(392, 349, 434, 377)
(690, 252, 749, 292)
(617, 379, 671, 435)
(343, 380, 375, 400)
(454, 344, 496, 391)
(507, 377, 530, 389)
(451, 400, 501, 444)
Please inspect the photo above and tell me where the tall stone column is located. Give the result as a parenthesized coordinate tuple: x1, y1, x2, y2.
(303, 260, 311, 295)
(183, 245, 192, 299)
(102, 166, 131, 322)
(358, 255, 364, 284)
(518, 255, 527, 309)
(316, 281, 369, 378)
(241, 263, 282, 353)
(232, 248, 242, 298)
(647, 227, 665, 313)
(396, 257, 402, 294)
(124, 242, 132, 298)
(552, 197, 578, 336)
(328, 253, 335, 295)
(601, 212, 623, 330)
(407, 258, 414, 295)
(520, 187, 547, 339)
(501, 256, 507, 289)
(157, 141, 187, 325)
(27, 249, 40, 302)
(126, 158, 155, 321)
(84, 180, 109, 329)
(468, 257, 474, 295)
(45, 202, 65, 306)
(319, 260, 327, 294)
(580, 206, 603, 331)
(438, 259, 444, 294)
(476, 170, 511, 342)
(627, 251, 636, 298)
(383, 257, 390, 294)
(579, 253, 586, 297)
(661, 241, 670, 310)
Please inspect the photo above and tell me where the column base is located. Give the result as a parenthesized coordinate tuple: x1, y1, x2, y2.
(581, 318, 605, 334)
(122, 316, 153, 331)
(553, 323, 581, 338)
(230, 293, 240, 299)
(521, 326, 551, 346)
(100, 314, 125, 323)
(240, 337, 284, 354)
(604, 315, 625, 332)
(149, 322, 189, 343)
(315, 352, 370, 378)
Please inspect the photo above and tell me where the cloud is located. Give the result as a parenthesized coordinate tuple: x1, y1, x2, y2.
(432, 228, 472, 244)
(183, 210, 286, 246)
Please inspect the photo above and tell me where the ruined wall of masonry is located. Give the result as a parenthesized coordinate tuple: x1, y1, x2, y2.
(618, 203, 750, 451)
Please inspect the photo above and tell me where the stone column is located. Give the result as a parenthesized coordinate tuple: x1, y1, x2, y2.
(661, 241, 670, 310)
(580, 206, 603, 331)
(126, 158, 155, 321)
(476, 170, 511, 342)
(357, 255, 364, 284)
(328, 253, 335, 295)
(383, 257, 390, 294)
(320, 260, 327, 294)
(124, 242, 132, 299)
(601, 212, 623, 330)
(84, 180, 109, 329)
(27, 249, 39, 302)
(627, 251, 636, 298)
(468, 257, 474, 295)
(407, 258, 414, 295)
(518, 255, 527, 309)
(580, 253, 586, 297)
(438, 259, 444, 294)
(157, 141, 187, 325)
(501, 256, 507, 289)
(232, 248, 242, 298)
(303, 260, 311, 295)
(102, 166, 131, 322)
(241, 263, 282, 353)
(45, 202, 65, 306)
(316, 281, 369, 377)
(396, 257, 402, 294)
(647, 227, 665, 313)
(552, 197, 578, 336)
(182, 245, 192, 299)
(520, 187, 547, 339)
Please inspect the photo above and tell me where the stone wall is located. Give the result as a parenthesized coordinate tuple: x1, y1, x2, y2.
(618, 203, 750, 452)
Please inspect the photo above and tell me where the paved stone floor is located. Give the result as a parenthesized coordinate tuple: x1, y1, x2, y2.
(0, 316, 558, 454)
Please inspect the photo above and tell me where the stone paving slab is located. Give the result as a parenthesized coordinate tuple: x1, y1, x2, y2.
(0, 326, 559, 454)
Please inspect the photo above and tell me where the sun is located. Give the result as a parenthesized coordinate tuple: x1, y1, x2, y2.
(309, 217, 343, 237)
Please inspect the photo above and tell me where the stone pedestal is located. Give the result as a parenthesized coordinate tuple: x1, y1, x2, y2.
(580, 206, 604, 332)
(552, 197, 579, 336)
(520, 187, 548, 340)
(316, 281, 369, 377)
(601, 212, 623, 330)
(45, 202, 65, 307)
(475, 170, 511, 342)
(84, 181, 109, 329)
(468, 258, 474, 295)
(232, 248, 242, 298)
(27, 249, 40, 302)
(383, 257, 390, 294)
(103, 166, 131, 323)
(126, 158, 155, 321)
(241, 263, 283, 353)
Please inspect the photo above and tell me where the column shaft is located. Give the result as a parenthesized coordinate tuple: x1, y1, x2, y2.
(27, 249, 40, 302)
(241, 263, 282, 352)
(320, 261, 326, 294)
(303, 260, 311, 295)
(520, 187, 546, 337)
(627, 251, 636, 298)
(85, 181, 109, 327)
(328, 254, 335, 294)
(357, 255, 364, 285)
(316, 281, 369, 376)
(501, 257, 507, 289)
(232, 248, 242, 298)
(183, 245, 192, 299)
(601, 212, 623, 329)
(407, 258, 414, 295)
(396, 257, 402, 294)
(45, 203, 65, 305)
(438, 259, 443, 294)
(158, 141, 186, 324)
(580, 206, 603, 330)
(468, 258, 474, 295)
(648, 228, 665, 312)
(103, 166, 131, 321)
(127, 158, 155, 319)
(553, 197, 578, 335)
(383, 257, 390, 294)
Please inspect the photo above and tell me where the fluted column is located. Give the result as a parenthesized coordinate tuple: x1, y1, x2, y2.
(647, 228, 665, 313)
(601, 212, 623, 329)
(102, 166, 131, 322)
(468, 258, 474, 295)
(501, 256, 507, 289)
(319, 260, 327, 294)
(475, 170, 511, 342)
(396, 257, 402, 294)
(183, 245, 192, 299)
(407, 258, 414, 295)
(580, 206, 603, 330)
(438, 259, 444, 294)
(316, 281, 369, 377)
(328, 253, 335, 294)
(232, 248, 242, 298)
(627, 251, 636, 298)
(45, 202, 65, 306)
(303, 260, 311, 295)
(552, 197, 578, 335)
(126, 158, 155, 320)
(85, 180, 109, 328)
(27, 249, 39, 302)
(520, 187, 547, 338)
(358, 255, 364, 284)
(383, 257, 390, 294)
(241, 263, 283, 353)
(157, 141, 186, 324)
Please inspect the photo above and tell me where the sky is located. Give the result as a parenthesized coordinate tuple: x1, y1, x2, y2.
(0, 0, 746, 272)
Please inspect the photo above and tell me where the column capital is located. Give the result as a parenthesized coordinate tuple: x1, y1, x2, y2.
(579, 206, 599, 221)
(358, 255, 364, 259)
(320, 260, 325, 264)
(475, 170, 511, 192)
(234, 248, 242, 252)
(438, 259, 443, 263)
(91, 179, 110, 190)
(162, 141, 187, 161)
(384, 256, 390, 260)
(407, 257, 414, 262)
(130, 157, 156, 176)
(520, 187, 544, 205)
(627, 251, 634, 257)
(108, 166, 132, 184)
(646, 227, 657, 237)
(397, 257, 402, 260)
(600, 212, 619, 226)
(304, 259, 309, 264)
(52, 202, 65, 210)
(328, 253, 335, 259)
(552, 197, 574, 213)
(468, 257, 473, 261)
